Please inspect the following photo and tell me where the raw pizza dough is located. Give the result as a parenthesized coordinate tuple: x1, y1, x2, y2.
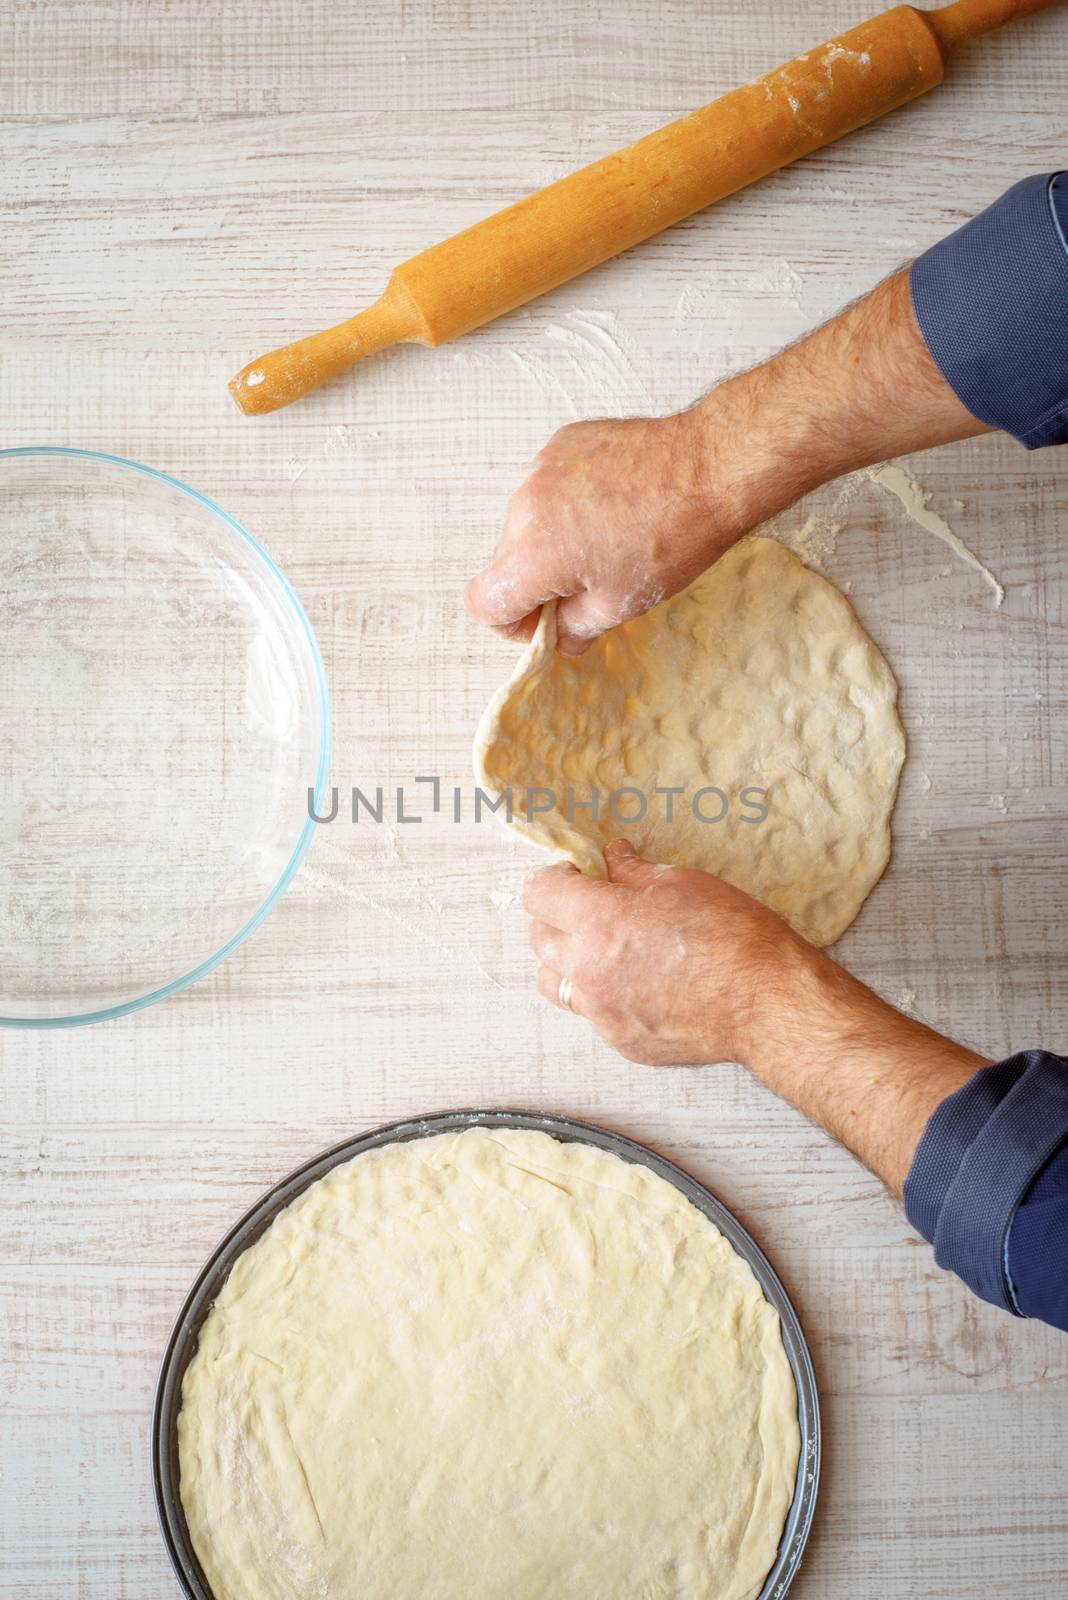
(179, 1127, 800, 1600)
(474, 536, 905, 945)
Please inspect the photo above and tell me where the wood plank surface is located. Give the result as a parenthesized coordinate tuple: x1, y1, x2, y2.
(2, 0, 1067, 1595)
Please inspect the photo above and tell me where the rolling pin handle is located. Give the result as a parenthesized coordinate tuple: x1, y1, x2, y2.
(229, 276, 424, 415)
(926, 0, 1062, 52)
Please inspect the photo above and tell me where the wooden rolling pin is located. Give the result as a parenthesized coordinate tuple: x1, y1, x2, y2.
(231, 0, 1058, 414)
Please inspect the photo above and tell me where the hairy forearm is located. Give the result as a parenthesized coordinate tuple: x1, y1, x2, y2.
(698, 273, 991, 1186)
(526, 845, 986, 1192)
(738, 940, 987, 1194)
(690, 267, 993, 539)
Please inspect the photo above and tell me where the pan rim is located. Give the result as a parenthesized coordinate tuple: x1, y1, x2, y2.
(152, 1107, 821, 1600)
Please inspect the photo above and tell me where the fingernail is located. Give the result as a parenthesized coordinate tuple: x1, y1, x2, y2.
(605, 838, 635, 858)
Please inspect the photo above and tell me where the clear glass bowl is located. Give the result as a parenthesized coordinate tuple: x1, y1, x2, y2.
(0, 448, 330, 1027)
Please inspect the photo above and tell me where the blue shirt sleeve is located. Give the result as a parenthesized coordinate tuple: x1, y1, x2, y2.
(910, 172, 1068, 449)
(904, 1051, 1068, 1333)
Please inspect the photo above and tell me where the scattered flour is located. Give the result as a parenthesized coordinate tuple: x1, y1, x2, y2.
(867, 463, 1005, 607)
(543, 310, 656, 409)
(778, 464, 1006, 617)
(507, 348, 581, 420)
(776, 473, 865, 571)
(751, 260, 807, 316)
(788, 513, 843, 571)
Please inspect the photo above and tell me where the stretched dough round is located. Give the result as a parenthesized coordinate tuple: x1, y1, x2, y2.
(179, 1127, 799, 1600)
(474, 537, 905, 945)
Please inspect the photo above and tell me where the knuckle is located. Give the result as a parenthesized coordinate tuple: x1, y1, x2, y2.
(522, 870, 552, 912)
(514, 473, 548, 519)
(589, 882, 624, 923)
(546, 421, 579, 450)
(598, 920, 633, 966)
(574, 939, 599, 977)
(619, 1035, 655, 1065)
(570, 960, 601, 1001)
(504, 487, 537, 540)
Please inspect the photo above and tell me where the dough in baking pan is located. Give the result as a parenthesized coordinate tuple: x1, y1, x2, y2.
(179, 1127, 799, 1600)
(474, 536, 905, 946)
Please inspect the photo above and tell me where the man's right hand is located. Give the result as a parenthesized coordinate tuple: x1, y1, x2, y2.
(465, 269, 990, 655)
(463, 410, 743, 654)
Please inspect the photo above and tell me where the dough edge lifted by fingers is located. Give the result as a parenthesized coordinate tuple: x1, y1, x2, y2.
(474, 536, 906, 946)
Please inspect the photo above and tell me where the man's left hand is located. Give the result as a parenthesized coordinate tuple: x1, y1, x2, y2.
(525, 838, 805, 1066)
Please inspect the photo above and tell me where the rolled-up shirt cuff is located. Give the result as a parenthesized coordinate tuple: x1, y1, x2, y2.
(904, 1051, 1068, 1314)
(910, 172, 1068, 450)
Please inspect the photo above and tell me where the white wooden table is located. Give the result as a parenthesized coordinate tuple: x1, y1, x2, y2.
(3, 2, 1068, 1594)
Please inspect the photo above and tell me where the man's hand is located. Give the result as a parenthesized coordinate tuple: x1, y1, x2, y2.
(526, 839, 794, 1064)
(464, 413, 739, 654)
(527, 838, 986, 1193)
(467, 270, 990, 653)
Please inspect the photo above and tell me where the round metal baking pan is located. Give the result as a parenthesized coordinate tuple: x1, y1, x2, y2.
(153, 1109, 820, 1600)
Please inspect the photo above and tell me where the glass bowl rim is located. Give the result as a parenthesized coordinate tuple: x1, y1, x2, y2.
(0, 445, 332, 1029)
